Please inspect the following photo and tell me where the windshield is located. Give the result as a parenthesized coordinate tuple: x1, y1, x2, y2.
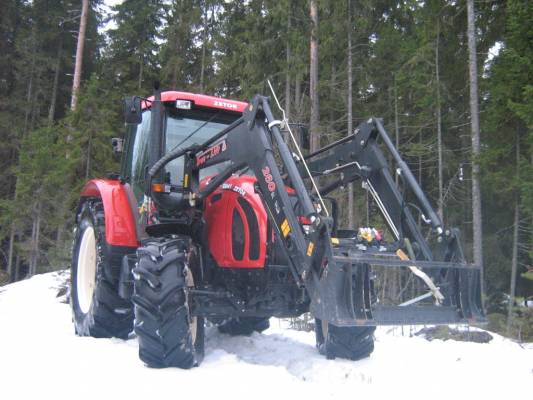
(165, 108, 235, 186)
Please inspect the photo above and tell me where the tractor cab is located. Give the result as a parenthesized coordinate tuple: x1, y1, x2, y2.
(121, 91, 247, 206)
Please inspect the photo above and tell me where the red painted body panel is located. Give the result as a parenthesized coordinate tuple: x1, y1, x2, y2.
(80, 179, 139, 248)
(203, 176, 268, 268)
(142, 91, 248, 113)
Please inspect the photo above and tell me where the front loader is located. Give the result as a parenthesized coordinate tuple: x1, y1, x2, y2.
(70, 87, 484, 368)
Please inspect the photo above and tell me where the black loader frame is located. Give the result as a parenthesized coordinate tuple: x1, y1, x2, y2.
(147, 94, 484, 328)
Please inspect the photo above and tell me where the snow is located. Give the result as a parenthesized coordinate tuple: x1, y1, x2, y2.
(1, 272, 532, 400)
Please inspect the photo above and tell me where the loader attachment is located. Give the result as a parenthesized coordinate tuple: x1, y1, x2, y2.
(293, 114, 485, 327)
(308, 240, 485, 327)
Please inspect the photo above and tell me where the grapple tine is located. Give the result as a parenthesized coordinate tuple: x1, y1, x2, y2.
(350, 262, 374, 321)
(458, 268, 484, 322)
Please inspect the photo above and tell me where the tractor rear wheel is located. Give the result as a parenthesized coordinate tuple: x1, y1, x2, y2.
(315, 318, 375, 361)
(217, 317, 270, 336)
(133, 237, 204, 369)
(70, 200, 134, 339)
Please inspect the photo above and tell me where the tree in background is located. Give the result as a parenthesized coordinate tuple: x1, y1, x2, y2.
(106, 0, 166, 92)
(466, 0, 484, 292)
(481, 0, 532, 337)
(70, 0, 90, 111)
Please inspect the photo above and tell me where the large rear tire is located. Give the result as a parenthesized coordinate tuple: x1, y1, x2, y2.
(315, 318, 375, 361)
(217, 317, 270, 336)
(133, 237, 204, 369)
(70, 200, 134, 339)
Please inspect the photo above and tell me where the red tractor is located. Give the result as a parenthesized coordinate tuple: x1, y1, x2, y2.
(70, 87, 484, 368)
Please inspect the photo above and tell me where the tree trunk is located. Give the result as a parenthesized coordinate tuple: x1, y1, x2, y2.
(394, 77, 400, 186)
(23, 31, 36, 137)
(507, 201, 520, 336)
(139, 54, 144, 90)
(200, 6, 208, 92)
(14, 251, 21, 282)
(293, 72, 303, 146)
(85, 130, 92, 179)
(7, 226, 15, 283)
(48, 34, 63, 125)
(170, 15, 181, 90)
(418, 131, 422, 227)
(436, 21, 444, 221)
(309, 0, 320, 152)
(284, 6, 291, 142)
(506, 132, 520, 336)
(29, 201, 42, 277)
(70, 0, 89, 112)
(29, 207, 37, 277)
(29, 67, 42, 133)
(467, 0, 484, 284)
(295, 72, 301, 123)
(329, 61, 336, 123)
(35, 205, 41, 276)
(347, 0, 354, 229)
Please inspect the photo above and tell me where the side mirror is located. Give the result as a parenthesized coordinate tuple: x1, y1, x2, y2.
(123, 96, 142, 124)
(111, 137, 124, 154)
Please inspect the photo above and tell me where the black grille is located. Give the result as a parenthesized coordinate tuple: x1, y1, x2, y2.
(238, 197, 260, 260)
(232, 209, 245, 260)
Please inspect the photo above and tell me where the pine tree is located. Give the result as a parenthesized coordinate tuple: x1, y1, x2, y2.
(106, 0, 166, 92)
(482, 0, 532, 326)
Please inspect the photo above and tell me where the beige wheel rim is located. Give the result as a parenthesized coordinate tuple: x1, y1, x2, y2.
(77, 226, 97, 314)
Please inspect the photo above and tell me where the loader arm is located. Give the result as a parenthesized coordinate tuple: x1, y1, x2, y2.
(301, 118, 440, 261)
(148, 95, 484, 327)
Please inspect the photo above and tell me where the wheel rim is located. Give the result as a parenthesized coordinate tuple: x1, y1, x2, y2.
(77, 226, 97, 314)
(185, 267, 197, 345)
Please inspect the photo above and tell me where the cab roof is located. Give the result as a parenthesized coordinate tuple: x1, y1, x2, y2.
(142, 91, 248, 113)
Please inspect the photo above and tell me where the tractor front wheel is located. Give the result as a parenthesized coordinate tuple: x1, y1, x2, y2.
(133, 237, 204, 369)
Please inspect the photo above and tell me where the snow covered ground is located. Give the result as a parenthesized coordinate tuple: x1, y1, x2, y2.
(0, 272, 531, 400)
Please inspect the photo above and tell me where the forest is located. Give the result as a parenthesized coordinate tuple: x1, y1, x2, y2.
(0, 0, 531, 339)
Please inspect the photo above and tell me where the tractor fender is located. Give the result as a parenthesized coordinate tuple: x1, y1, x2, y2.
(79, 179, 139, 248)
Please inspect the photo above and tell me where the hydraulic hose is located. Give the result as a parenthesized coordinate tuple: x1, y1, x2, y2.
(148, 145, 197, 178)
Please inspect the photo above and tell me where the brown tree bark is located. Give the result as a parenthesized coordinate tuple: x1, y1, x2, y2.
(309, 0, 320, 152)
(70, 0, 89, 111)
(467, 0, 484, 285)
